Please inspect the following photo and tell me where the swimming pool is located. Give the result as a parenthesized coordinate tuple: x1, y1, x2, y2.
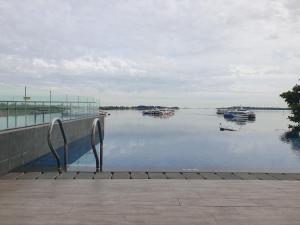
(21, 109, 300, 173)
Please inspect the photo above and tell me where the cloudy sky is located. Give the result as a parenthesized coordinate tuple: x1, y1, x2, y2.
(0, 0, 299, 107)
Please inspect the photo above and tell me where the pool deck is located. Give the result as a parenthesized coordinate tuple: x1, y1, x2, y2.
(0, 172, 300, 225)
(1, 171, 300, 180)
(0, 178, 300, 225)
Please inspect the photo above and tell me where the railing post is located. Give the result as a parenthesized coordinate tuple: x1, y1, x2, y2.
(70, 102, 72, 120)
(61, 103, 64, 121)
(77, 96, 79, 119)
(14, 102, 17, 128)
(25, 100, 27, 126)
(34, 101, 37, 125)
(42, 102, 45, 124)
(6, 102, 9, 129)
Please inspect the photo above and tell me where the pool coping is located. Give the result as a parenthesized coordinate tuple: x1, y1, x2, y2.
(1, 171, 300, 180)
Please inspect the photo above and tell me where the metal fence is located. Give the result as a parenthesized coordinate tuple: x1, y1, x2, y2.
(0, 100, 98, 131)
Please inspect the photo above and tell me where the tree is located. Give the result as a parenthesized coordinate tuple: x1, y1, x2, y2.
(280, 84, 300, 131)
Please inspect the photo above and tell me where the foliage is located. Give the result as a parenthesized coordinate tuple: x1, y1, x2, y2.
(280, 84, 300, 131)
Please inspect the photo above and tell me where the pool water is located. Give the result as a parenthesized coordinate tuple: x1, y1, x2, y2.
(69, 109, 300, 172)
(22, 109, 300, 173)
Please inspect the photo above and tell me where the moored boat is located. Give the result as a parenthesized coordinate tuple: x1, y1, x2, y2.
(224, 108, 255, 120)
(142, 108, 175, 117)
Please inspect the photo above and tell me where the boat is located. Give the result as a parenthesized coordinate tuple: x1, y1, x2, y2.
(224, 107, 255, 120)
(142, 108, 175, 117)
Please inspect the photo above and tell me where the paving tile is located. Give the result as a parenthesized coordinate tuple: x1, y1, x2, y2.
(253, 173, 277, 180)
(148, 172, 167, 179)
(234, 172, 259, 180)
(182, 172, 205, 179)
(16, 172, 41, 180)
(216, 172, 241, 180)
(93, 172, 112, 179)
(75, 172, 95, 179)
(55, 172, 77, 179)
(165, 172, 185, 179)
(0, 172, 24, 180)
(38, 172, 59, 179)
(131, 172, 148, 179)
(112, 172, 131, 179)
(200, 172, 222, 180)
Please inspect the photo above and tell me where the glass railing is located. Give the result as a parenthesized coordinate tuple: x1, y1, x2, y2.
(0, 100, 99, 131)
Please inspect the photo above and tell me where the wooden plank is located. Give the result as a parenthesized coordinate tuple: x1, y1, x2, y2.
(0, 172, 24, 180)
(148, 172, 167, 179)
(112, 172, 131, 179)
(56, 172, 77, 179)
(93, 172, 112, 179)
(131, 172, 148, 179)
(165, 172, 185, 179)
(200, 172, 222, 180)
(37, 172, 59, 179)
(216, 172, 241, 180)
(182, 172, 204, 179)
(253, 173, 277, 180)
(269, 173, 298, 181)
(284, 173, 300, 180)
(16, 172, 41, 180)
(75, 172, 94, 179)
(234, 172, 259, 180)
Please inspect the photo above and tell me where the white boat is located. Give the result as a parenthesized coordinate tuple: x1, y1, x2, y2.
(224, 108, 255, 120)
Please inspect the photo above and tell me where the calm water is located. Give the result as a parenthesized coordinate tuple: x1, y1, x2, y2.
(67, 109, 300, 172)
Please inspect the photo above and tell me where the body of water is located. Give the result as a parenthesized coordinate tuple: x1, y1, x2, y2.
(67, 109, 300, 172)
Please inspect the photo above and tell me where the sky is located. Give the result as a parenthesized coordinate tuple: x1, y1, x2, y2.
(0, 0, 299, 107)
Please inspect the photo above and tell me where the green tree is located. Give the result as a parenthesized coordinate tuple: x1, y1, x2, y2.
(280, 84, 300, 131)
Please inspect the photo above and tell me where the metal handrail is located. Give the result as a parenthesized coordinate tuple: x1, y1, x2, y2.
(47, 118, 68, 173)
(91, 118, 104, 172)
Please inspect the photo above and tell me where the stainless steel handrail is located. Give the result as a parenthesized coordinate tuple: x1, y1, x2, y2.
(91, 117, 104, 172)
(47, 118, 68, 173)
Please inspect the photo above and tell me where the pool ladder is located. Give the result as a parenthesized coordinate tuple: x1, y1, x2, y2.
(47, 117, 104, 173)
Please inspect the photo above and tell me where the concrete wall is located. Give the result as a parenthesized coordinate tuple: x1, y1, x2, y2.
(0, 116, 103, 175)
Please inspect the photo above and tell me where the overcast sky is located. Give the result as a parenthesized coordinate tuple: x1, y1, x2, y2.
(0, 0, 299, 107)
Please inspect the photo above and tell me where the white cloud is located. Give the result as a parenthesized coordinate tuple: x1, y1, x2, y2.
(0, 0, 299, 107)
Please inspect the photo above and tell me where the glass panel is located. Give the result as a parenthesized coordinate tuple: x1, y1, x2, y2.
(0, 96, 99, 131)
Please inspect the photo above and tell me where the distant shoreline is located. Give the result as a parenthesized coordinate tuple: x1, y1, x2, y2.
(99, 106, 289, 111)
(99, 105, 180, 111)
(216, 106, 290, 110)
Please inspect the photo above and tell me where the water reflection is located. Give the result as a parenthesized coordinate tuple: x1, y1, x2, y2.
(142, 113, 175, 119)
(279, 107, 300, 153)
(280, 131, 300, 160)
(224, 117, 256, 125)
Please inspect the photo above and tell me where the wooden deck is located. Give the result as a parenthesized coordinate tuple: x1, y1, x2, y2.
(0, 179, 299, 225)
